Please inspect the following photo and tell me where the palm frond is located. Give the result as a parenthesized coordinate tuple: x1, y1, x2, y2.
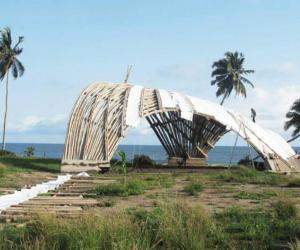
(240, 76, 254, 88)
(211, 51, 254, 104)
(0, 27, 24, 81)
(11, 62, 18, 78)
(14, 59, 25, 76)
(284, 99, 300, 141)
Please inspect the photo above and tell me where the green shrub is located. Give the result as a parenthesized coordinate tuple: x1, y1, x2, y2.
(0, 150, 15, 157)
(235, 191, 275, 200)
(133, 154, 155, 168)
(24, 146, 35, 157)
(274, 200, 297, 220)
(143, 174, 175, 188)
(93, 179, 147, 197)
(183, 182, 204, 196)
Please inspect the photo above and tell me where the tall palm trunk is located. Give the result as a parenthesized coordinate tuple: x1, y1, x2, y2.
(287, 134, 300, 143)
(220, 90, 229, 106)
(2, 73, 9, 150)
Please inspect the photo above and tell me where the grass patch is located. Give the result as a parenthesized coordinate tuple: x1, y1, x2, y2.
(183, 182, 204, 196)
(0, 200, 299, 249)
(0, 156, 61, 173)
(0, 163, 7, 178)
(0, 156, 60, 189)
(235, 191, 275, 200)
(93, 179, 147, 197)
(143, 174, 175, 188)
(210, 166, 288, 186)
(92, 175, 175, 197)
(214, 200, 300, 249)
(0, 202, 210, 250)
(98, 199, 115, 207)
(287, 178, 300, 187)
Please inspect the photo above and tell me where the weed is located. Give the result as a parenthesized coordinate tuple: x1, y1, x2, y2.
(235, 191, 275, 200)
(273, 200, 297, 219)
(143, 174, 175, 189)
(98, 199, 115, 207)
(183, 182, 204, 196)
(93, 179, 147, 197)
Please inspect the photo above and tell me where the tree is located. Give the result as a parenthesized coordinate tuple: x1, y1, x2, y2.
(0, 27, 25, 150)
(24, 146, 35, 157)
(284, 98, 300, 143)
(211, 51, 254, 105)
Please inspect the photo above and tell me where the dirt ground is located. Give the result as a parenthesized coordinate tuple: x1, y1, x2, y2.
(87, 169, 300, 216)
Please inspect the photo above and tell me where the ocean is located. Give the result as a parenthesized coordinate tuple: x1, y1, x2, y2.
(4, 143, 300, 165)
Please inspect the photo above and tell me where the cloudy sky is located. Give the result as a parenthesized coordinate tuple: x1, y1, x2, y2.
(1, 0, 300, 146)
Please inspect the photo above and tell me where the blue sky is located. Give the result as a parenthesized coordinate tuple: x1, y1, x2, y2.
(1, 0, 300, 146)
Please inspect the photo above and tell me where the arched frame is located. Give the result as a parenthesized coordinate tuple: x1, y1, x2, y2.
(61, 82, 300, 173)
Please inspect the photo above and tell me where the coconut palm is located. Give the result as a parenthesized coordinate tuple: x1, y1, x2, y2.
(284, 98, 300, 143)
(211, 51, 254, 105)
(0, 27, 25, 150)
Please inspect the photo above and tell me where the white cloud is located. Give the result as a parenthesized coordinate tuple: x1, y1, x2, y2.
(9, 114, 67, 133)
(256, 62, 299, 79)
(225, 84, 300, 141)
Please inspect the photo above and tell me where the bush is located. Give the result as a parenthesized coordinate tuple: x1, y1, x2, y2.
(24, 146, 35, 157)
(183, 182, 204, 196)
(133, 154, 155, 168)
(0, 150, 15, 157)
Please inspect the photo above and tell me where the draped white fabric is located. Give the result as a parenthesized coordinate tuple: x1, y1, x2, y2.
(124, 85, 297, 169)
(125, 85, 143, 127)
(0, 175, 71, 212)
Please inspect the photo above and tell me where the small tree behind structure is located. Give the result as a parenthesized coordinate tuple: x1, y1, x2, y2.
(24, 146, 35, 157)
(116, 151, 128, 183)
(133, 154, 155, 168)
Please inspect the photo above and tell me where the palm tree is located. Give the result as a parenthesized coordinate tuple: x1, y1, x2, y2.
(284, 98, 300, 143)
(211, 51, 254, 105)
(0, 27, 25, 150)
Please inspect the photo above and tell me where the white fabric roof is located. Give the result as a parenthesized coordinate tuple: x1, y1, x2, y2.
(125, 86, 297, 164)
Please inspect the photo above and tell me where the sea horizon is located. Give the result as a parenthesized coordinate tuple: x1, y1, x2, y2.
(3, 142, 300, 165)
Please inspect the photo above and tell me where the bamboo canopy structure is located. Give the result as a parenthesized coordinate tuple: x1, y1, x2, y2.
(62, 82, 300, 173)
